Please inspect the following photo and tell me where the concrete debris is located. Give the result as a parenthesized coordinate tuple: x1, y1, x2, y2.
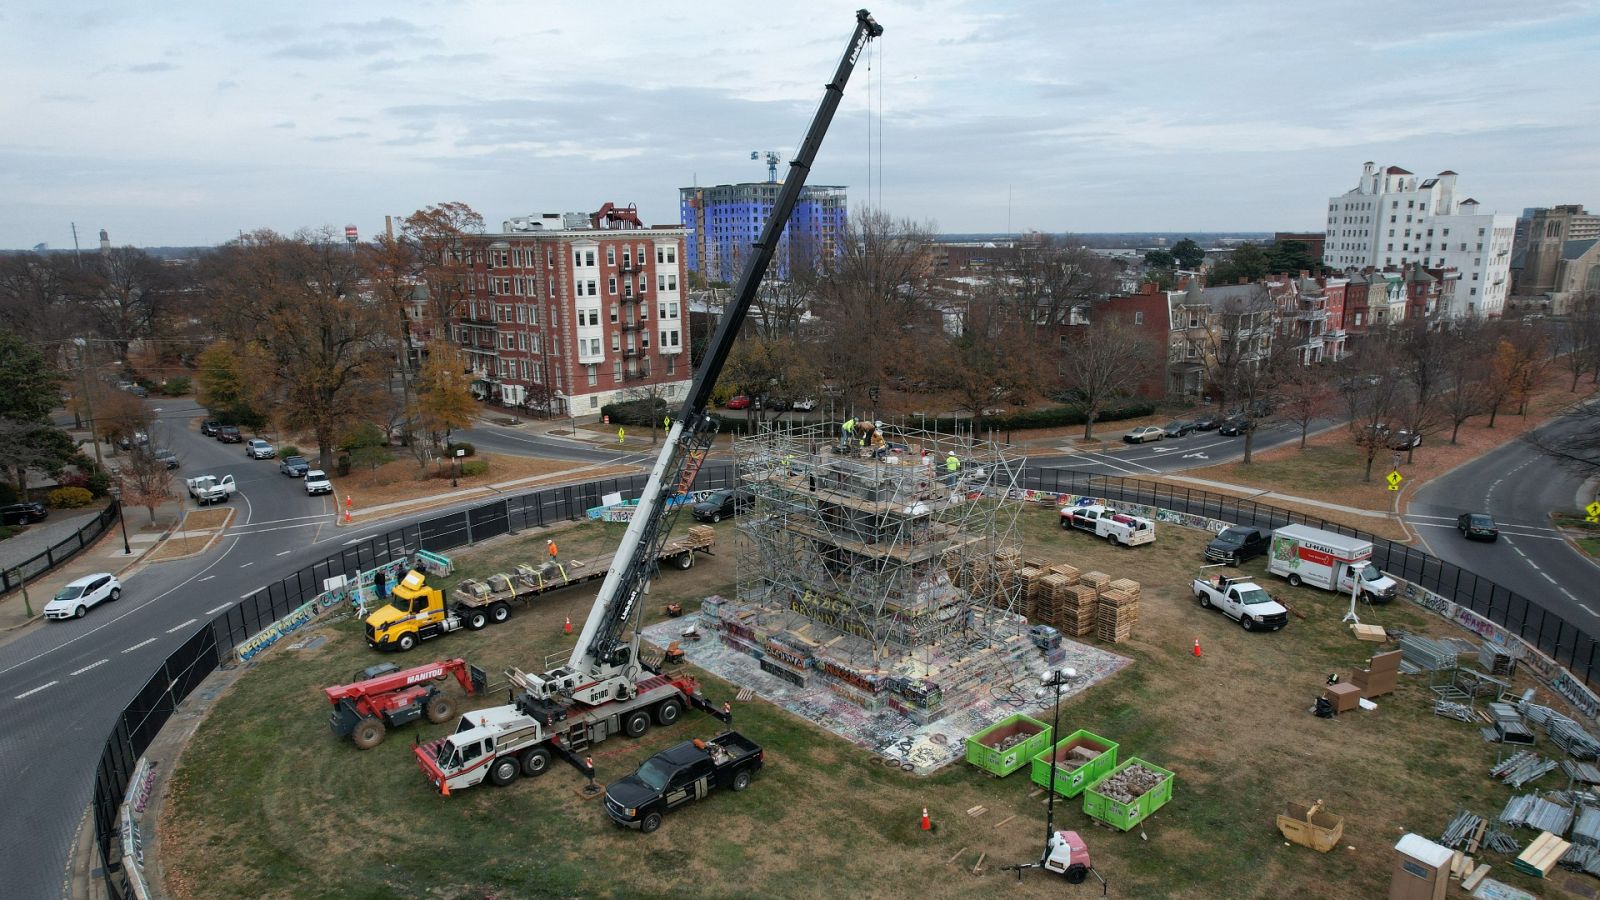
(1092, 762, 1166, 804)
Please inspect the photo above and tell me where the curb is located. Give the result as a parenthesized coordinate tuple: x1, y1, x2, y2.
(138, 508, 237, 565)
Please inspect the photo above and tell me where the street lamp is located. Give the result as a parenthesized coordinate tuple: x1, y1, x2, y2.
(453, 448, 465, 487)
(1004, 667, 1078, 880)
(108, 484, 131, 556)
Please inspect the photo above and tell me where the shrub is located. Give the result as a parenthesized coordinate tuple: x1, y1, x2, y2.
(339, 422, 388, 452)
(57, 471, 90, 490)
(85, 470, 112, 497)
(601, 397, 671, 428)
(446, 441, 476, 458)
(161, 376, 191, 396)
(349, 445, 394, 470)
(460, 459, 489, 477)
(279, 445, 301, 459)
(0, 524, 22, 541)
(48, 486, 94, 509)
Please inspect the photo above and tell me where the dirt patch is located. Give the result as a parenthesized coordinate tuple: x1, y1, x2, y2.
(145, 534, 221, 563)
(181, 508, 232, 531)
(143, 507, 235, 563)
(1148, 474, 1411, 542)
(335, 455, 637, 515)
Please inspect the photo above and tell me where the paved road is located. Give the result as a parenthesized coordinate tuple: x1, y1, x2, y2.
(1409, 416, 1599, 628)
(1023, 418, 1339, 476)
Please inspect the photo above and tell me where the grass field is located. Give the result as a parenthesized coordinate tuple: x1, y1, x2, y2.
(160, 508, 1589, 899)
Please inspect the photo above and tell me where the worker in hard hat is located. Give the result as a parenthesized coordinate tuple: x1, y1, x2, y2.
(945, 451, 961, 492)
(841, 417, 857, 452)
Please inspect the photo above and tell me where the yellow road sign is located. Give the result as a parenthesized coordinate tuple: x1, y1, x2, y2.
(1386, 471, 1403, 491)
(1587, 500, 1600, 523)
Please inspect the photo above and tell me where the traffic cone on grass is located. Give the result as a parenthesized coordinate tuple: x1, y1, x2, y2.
(1193, 637, 1202, 658)
(564, 615, 572, 634)
(920, 807, 932, 831)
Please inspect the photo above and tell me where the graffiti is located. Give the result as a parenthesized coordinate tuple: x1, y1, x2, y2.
(1552, 671, 1600, 720)
(236, 599, 317, 662)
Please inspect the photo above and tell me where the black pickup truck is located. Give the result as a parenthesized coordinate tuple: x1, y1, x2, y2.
(605, 732, 763, 833)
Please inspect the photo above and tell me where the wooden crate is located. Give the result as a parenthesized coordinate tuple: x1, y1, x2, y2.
(1513, 830, 1570, 878)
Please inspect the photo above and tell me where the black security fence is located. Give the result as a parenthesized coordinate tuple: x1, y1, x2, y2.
(1, 500, 121, 595)
(1024, 468, 1599, 688)
(87, 467, 738, 898)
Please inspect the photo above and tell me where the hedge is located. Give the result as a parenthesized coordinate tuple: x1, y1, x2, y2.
(48, 486, 95, 509)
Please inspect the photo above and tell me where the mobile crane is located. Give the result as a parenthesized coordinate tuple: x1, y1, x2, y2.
(413, 8, 883, 795)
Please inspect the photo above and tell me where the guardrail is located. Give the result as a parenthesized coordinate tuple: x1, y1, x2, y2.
(86, 463, 1593, 897)
(1, 499, 120, 595)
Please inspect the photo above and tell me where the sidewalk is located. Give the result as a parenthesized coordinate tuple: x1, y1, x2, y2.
(1157, 474, 1394, 519)
(0, 498, 184, 644)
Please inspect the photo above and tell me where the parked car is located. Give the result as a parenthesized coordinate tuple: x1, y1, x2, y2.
(1161, 420, 1195, 438)
(1387, 429, 1422, 450)
(1122, 426, 1165, 444)
(44, 573, 121, 620)
(200, 420, 221, 436)
(152, 448, 180, 469)
(118, 431, 149, 450)
(725, 395, 751, 410)
(124, 384, 149, 398)
(1458, 513, 1499, 542)
(279, 455, 310, 477)
(1218, 415, 1255, 436)
(692, 489, 751, 523)
(1204, 526, 1270, 565)
(790, 398, 818, 412)
(0, 501, 47, 526)
(217, 425, 243, 443)
(1191, 413, 1222, 431)
(246, 439, 276, 459)
(304, 470, 333, 495)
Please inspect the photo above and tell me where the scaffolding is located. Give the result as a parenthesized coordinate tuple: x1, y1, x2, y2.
(704, 420, 1037, 724)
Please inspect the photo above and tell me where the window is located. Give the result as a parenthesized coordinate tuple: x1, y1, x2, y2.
(621, 250, 630, 268)
(547, 249, 554, 267)
(639, 275, 648, 294)
(528, 306, 538, 326)
(606, 247, 616, 265)
(608, 277, 617, 296)
(613, 360, 622, 380)
(589, 395, 598, 409)
(588, 309, 600, 326)
(549, 281, 556, 297)
(574, 249, 582, 267)
(1133, 311, 1144, 325)
(530, 333, 541, 353)
(609, 303, 619, 323)
(611, 333, 620, 352)
(667, 355, 676, 375)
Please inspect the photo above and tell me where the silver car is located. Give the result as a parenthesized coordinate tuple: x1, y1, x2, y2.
(246, 439, 276, 459)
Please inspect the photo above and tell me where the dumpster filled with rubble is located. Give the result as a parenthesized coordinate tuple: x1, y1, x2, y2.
(1083, 757, 1175, 831)
(1031, 729, 1119, 798)
(965, 713, 1052, 777)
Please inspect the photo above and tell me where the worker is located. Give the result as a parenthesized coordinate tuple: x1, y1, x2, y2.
(945, 451, 961, 490)
(870, 430, 887, 460)
(548, 539, 559, 561)
(841, 417, 856, 451)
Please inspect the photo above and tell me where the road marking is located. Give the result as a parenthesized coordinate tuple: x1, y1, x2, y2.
(121, 638, 157, 654)
(1181, 452, 1209, 460)
(167, 618, 198, 634)
(344, 537, 366, 545)
(14, 681, 57, 700)
(240, 587, 263, 599)
(1580, 603, 1597, 616)
(1541, 572, 1559, 584)
(239, 561, 254, 568)
(198, 575, 215, 582)
(206, 603, 233, 615)
(276, 550, 292, 556)
(70, 659, 109, 676)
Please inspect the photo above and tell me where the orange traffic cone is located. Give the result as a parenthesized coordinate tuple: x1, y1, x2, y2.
(564, 615, 572, 634)
(440, 780, 450, 797)
(1193, 637, 1202, 658)
(343, 508, 352, 525)
(920, 807, 932, 831)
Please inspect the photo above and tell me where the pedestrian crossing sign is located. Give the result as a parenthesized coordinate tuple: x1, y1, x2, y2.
(1587, 500, 1600, 523)
(1385, 471, 1403, 491)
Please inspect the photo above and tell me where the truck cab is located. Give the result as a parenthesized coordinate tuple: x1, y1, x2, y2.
(417, 707, 551, 794)
(1060, 505, 1111, 532)
(605, 732, 763, 833)
(365, 570, 457, 651)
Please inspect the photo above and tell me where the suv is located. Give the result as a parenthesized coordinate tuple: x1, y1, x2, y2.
(279, 455, 310, 477)
(246, 439, 276, 459)
(1458, 513, 1498, 542)
(1204, 526, 1270, 565)
(152, 448, 180, 469)
(304, 470, 333, 495)
(217, 425, 242, 443)
(1, 501, 47, 526)
(200, 420, 221, 436)
(692, 489, 751, 523)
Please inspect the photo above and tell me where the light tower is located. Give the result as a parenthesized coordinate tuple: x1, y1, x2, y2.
(751, 150, 781, 183)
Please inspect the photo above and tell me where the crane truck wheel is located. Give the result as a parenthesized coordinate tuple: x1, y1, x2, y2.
(1287, 574, 1302, 587)
(425, 695, 456, 724)
(674, 552, 693, 570)
(640, 812, 663, 834)
(654, 698, 682, 726)
(489, 757, 519, 786)
(1065, 864, 1088, 884)
(465, 610, 488, 630)
(520, 747, 552, 777)
(397, 633, 417, 652)
(623, 710, 651, 738)
(489, 603, 511, 624)
(352, 717, 386, 750)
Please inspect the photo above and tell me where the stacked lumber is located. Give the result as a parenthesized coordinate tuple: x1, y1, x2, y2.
(994, 547, 1021, 566)
(1018, 566, 1045, 621)
(687, 524, 716, 544)
(1059, 584, 1099, 638)
(1035, 574, 1067, 627)
(1096, 588, 1136, 643)
(1513, 830, 1570, 878)
(1022, 555, 1050, 572)
(1047, 563, 1080, 584)
(1107, 578, 1141, 627)
(1080, 571, 1110, 591)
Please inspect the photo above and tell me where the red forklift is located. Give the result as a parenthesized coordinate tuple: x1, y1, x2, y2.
(325, 658, 487, 749)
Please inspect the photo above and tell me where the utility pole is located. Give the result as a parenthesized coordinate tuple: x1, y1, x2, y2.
(70, 222, 82, 266)
(77, 340, 103, 468)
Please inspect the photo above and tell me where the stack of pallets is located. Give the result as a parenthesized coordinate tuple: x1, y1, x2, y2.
(1035, 574, 1067, 629)
(1017, 566, 1044, 621)
(1096, 588, 1136, 643)
(1106, 578, 1141, 627)
(1060, 584, 1098, 638)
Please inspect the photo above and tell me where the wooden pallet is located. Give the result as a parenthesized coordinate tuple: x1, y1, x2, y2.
(1512, 830, 1570, 878)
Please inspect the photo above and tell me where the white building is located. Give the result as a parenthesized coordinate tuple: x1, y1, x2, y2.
(1323, 163, 1516, 318)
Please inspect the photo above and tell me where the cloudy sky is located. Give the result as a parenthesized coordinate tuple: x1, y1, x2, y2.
(3, 0, 1598, 248)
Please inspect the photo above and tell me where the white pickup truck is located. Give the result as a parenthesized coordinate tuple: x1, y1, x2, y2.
(185, 474, 237, 505)
(1191, 574, 1288, 632)
(1059, 505, 1155, 547)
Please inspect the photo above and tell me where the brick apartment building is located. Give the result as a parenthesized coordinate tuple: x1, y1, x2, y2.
(451, 209, 693, 416)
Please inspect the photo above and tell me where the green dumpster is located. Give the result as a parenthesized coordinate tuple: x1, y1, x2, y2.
(1083, 757, 1175, 831)
(1030, 729, 1118, 798)
(965, 713, 1051, 777)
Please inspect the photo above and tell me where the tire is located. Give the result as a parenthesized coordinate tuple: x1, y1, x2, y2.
(352, 717, 386, 750)
(488, 757, 519, 787)
(397, 633, 417, 652)
(731, 769, 752, 792)
(623, 710, 651, 738)
(1065, 863, 1088, 885)
(654, 698, 683, 727)
(75, 606, 86, 619)
(520, 746, 552, 777)
(425, 694, 455, 724)
(1240, 615, 1254, 631)
(1287, 574, 1302, 587)
(674, 552, 693, 570)
(640, 812, 663, 834)
(711, 512, 722, 523)
(489, 603, 511, 624)
(465, 609, 488, 631)
(1196, 591, 1211, 609)
(109, 587, 121, 602)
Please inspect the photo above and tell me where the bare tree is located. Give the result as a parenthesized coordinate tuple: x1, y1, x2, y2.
(1276, 363, 1335, 449)
(932, 281, 1047, 423)
(0, 252, 87, 344)
(1438, 319, 1491, 443)
(402, 202, 485, 339)
(1392, 321, 1451, 462)
(119, 448, 174, 525)
(1199, 284, 1280, 463)
(1335, 347, 1405, 482)
(1058, 318, 1161, 440)
(1484, 328, 1547, 427)
(1559, 293, 1600, 390)
(79, 247, 171, 360)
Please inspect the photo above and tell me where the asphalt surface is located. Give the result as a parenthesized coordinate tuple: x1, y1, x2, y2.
(1409, 415, 1599, 628)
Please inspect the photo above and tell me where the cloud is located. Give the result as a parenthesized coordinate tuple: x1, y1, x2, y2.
(270, 41, 347, 61)
(217, 79, 240, 91)
(272, 120, 295, 129)
(40, 93, 91, 104)
(308, 131, 371, 143)
(126, 61, 176, 73)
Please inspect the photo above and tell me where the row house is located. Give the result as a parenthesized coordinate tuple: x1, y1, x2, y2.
(453, 208, 693, 416)
(1275, 275, 1347, 365)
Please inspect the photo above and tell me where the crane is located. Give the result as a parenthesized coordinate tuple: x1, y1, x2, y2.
(751, 150, 782, 183)
(517, 9, 883, 710)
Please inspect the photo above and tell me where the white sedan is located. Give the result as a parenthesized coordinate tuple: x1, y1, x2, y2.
(45, 573, 122, 620)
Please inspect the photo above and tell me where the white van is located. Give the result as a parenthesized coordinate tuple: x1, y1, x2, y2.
(1267, 524, 1397, 603)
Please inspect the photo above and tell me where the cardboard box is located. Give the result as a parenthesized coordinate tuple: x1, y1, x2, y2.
(1352, 623, 1388, 642)
(1324, 682, 1362, 713)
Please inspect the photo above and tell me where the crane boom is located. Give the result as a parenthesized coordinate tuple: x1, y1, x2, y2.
(524, 9, 883, 709)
